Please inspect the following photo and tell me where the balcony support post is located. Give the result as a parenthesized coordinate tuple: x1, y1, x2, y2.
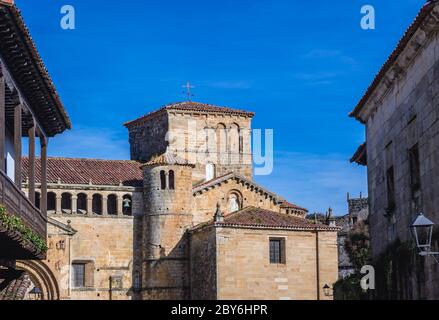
(40, 135, 48, 215)
(28, 122, 36, 204)
(0, 67, 5, 173)
(14, 102, 22, 189)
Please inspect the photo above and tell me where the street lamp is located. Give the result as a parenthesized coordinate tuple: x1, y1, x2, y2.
(410, 213, 439, 262)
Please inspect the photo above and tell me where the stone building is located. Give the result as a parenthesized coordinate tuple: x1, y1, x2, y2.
(336, 194, 369, 279)
(20, 158, 143, 300)
(15, 101, 339, 300)
(350, 0, 439, 299)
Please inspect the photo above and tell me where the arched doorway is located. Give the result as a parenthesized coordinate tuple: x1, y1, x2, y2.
(15, 260, 60, 300)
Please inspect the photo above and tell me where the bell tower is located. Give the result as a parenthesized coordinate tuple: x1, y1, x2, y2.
(141, 151, 194, 300)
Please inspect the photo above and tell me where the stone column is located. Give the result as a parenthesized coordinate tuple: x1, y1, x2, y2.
(102, 195, 108, 215)
(14, 102, 22, 188)
(117, 195, 123, 216)
(28, 123, 36, 205)
(40, 136, 48, 215)
(72, 195, 78, 214)
(0, 69, 5, 172)
(87, 195, 93, 215)
(56, 194, 62, 215)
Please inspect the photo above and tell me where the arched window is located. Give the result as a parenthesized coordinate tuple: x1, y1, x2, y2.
(77, 193, 87, 214)
(61, 193, 72, 214)
(206, 162, 215, 181)
(160, 170, 166, 190)
(216, 123, 227, 164)
(47, 192, 56, 213)
(92, 194, 103, 215)
(169, 170, 175, 190)
(228, 193, 241, 213)
(229, 123, 240, 164)
(107, 194, 117, 215)
(123, 195, 132, 216)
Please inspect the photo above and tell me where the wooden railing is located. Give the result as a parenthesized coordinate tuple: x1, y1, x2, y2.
(0, 170, 46, 239)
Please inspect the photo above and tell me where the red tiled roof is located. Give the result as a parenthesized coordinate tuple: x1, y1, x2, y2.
(350, 1, 438, 121)
(192, 207, 338, 231)
(124, 101, 255, 127)
(22, 157, 143, 187)
(280, 200, 308, 212)
(141, 151, 194, 167)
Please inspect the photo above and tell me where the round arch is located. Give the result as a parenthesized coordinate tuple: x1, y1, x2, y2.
(226, 189, 244, 213)
(16, 260, 60, 300)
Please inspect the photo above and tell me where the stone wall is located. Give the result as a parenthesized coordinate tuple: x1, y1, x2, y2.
(189, 226, 217, 300)
(167, 111, 253, 183)
(45, 215, 136, 300)
(190, 226, 338, 300)
(363, 25, 439, 298)
(192, 178, 279, 225)
(127, 112, 169, 162)
(366, 31, 439, 256)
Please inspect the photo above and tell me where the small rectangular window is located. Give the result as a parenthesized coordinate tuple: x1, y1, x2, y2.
(269, 238, 285, 264)
(72, 263, 85, 288)
(409, 144, 421, 192)
(386, 166, 396, 212)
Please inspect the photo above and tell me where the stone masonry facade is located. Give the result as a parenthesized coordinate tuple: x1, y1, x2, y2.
(350, 1, 439, 299)
(19, 101, 338, 300)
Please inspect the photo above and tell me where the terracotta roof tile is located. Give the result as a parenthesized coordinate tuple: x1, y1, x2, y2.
(280, 200, 308, 212)
(22, 157, 143, 187)
(124, 101, 255, 127)
(141, 151, 194, 167)
(193, 206, 338, 231)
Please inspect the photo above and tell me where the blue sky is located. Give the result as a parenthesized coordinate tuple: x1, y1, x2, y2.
(16, 0, 425, 214)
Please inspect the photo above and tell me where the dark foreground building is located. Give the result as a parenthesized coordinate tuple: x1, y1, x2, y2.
(0, 0, 71, 299)
(351, 1, 439, 299)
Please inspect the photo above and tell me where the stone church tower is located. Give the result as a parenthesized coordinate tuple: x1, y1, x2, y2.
(121, 101, 333, 301)
(141, 153, 194, 299)
(125, 101, 256, 299)
(125, 101, 254, 183)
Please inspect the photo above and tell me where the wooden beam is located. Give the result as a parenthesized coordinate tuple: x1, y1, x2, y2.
(40, 136, 48, 215)
(28, 122, 35, 205)
(0, 71, 5, 172)
(14, 103, 22, 188)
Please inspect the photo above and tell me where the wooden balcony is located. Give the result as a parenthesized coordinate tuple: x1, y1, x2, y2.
(0, 170, 46, 259)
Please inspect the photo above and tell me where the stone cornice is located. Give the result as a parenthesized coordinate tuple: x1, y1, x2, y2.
(192, 172, 279, 201)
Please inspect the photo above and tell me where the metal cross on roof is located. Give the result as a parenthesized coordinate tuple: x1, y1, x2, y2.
(182, 81, 195, 101)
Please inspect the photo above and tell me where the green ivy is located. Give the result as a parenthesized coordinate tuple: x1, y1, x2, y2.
(0, 204, 48, 253)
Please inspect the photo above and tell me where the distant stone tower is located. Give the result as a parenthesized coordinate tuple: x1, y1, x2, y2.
(141, 151, 195, 300)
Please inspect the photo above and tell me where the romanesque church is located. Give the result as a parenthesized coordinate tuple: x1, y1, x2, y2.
(17, 101, 338, 300)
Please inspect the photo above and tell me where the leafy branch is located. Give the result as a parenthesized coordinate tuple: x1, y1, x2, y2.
(0, 204, 48, 253)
